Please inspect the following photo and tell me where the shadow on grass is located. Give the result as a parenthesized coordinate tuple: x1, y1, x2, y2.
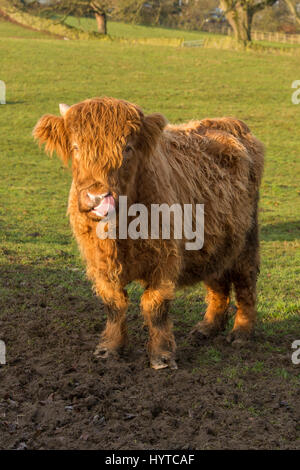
(261, 220, 300, 242)
(5, 101, 26, 105)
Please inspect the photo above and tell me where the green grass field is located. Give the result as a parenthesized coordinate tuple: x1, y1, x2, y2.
(64, 16, 300, 49)
(0, 20, 299, 354)
(0, 17, 47, 38)
(65, 15, 211, 40)
(0, 14, 212, 41)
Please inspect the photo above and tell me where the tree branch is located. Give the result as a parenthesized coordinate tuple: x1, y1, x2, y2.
(284, 0, 300, 25)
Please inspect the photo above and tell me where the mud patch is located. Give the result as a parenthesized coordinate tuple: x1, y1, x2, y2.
(0, 265, 299, 450)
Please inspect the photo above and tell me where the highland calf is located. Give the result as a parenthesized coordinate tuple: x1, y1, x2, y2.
(34, 97, 264, 370)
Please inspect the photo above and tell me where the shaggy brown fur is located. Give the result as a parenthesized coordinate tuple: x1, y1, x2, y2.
(34, 97, 264, 369)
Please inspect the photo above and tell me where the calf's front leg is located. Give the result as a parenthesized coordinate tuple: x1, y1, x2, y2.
(141, 283, 177, 370)
(94, 280, 128, 358)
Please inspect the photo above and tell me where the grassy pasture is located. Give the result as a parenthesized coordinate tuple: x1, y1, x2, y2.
(0, 17, 48, 38)
(0, 19, 299, 448)
(65, 15, 210, 40)
(65, 16, 300, 50)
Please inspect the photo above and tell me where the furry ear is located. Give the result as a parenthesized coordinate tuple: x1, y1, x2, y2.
(139, 113, 168, 154)
(33, 114, 70, 166)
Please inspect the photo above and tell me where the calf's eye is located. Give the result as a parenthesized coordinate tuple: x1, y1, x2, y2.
(124, 145, 133, 154)
(122, 145, 133, 166)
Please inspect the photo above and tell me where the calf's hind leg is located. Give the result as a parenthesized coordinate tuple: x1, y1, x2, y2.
(227, 214, 260, 346)
(190, 277, 230, 341)
(227, 270, 257, 346)
(141, 282, 177, 370)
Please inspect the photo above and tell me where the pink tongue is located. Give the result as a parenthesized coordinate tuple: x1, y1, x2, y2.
(94, 195, 115, 217)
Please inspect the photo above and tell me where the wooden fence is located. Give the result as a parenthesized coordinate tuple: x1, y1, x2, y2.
(203, 25, 300, 45)
(251, 30, 300, 44)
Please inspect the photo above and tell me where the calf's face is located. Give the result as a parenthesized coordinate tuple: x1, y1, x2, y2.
(33, 98, 167, 220)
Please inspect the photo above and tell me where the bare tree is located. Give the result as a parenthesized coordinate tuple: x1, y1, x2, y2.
(220, 0, 278, 42)
(284, 0, 300, 26)
(31, 0, 115, 34)
(38, 0, 152, 34)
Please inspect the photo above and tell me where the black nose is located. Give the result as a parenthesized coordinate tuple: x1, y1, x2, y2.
(93, 195, 102, 206)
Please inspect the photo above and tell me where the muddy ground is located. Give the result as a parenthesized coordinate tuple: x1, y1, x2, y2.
(0, 265, 299, 450)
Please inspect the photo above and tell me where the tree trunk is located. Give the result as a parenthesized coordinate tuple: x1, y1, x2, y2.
(220, 1, 253, 43)
(95, 12, 107, 35)
(284, 0, 300, 26)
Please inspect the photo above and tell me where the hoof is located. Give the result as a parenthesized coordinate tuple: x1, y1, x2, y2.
(150, 354, 178, 370)
(94, 345, 110, 359)
(93, 344, 120, 359)
(189, 321, 218, 344)
(226, 329, 251, 347)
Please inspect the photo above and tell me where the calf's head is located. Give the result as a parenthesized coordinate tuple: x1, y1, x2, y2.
(33, 97, 167, 219)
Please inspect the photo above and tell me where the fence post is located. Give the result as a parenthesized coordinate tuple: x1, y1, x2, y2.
(0, 81, 6, 105)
